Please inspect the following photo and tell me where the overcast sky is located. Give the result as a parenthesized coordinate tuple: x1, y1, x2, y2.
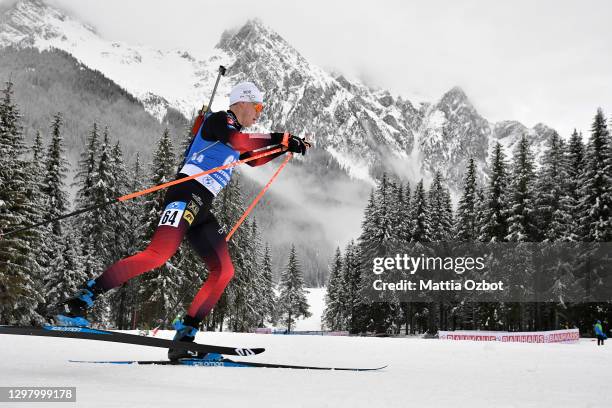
(5, 0, 612, 137)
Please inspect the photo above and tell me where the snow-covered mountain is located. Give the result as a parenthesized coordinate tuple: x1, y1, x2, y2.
(0, 0, 556, 190)
(0, 0, 233, 122)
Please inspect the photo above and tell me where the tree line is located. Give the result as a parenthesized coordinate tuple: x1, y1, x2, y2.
(324, 108, 612, 336)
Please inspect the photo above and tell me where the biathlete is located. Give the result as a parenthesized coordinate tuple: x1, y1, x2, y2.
(55, 82, 311, 359)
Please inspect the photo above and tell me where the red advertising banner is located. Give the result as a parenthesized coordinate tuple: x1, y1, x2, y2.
(438, 329, 579, 344)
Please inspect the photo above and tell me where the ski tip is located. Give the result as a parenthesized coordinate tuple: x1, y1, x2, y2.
(337, 364, 388, 371)
(236, 347, 265, 356)
(332, 364, 388, 371)
(371, 364, 388, 371)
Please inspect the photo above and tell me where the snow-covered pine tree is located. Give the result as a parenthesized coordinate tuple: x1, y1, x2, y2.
(73, 123, 99, 213)
(357, 175, 398, 333)
(238, 218, 260, 331)
(453, 162, 484, 329)
(387, 177, 402, 250)
(247, 220, 271, 329)
(27, 131, 48, 233)
(428, 171, 453, 241)
(425, 172, 455, 333)
(43, 113, 70, 237)
(323, 247, 345, 330)
(476, 143, 510, 329)
(72, 123, 101, 284)
(479, 143, 509, 242)
(108, 141, 131, 260)
(534, 131, 569, 242)
(393, 180, 418, 333)
(258, 243, 276, 326)
(506, 135, 537, 242)
(277, 244, 311, 332)
(474, 187, 487, 242)
(579, 108, 612, 242)
(40, 113, 71, 315)
(227, 218, 261, 332)
(385, 176, 407, 333)
(28, 132, 47, 228)
(88, 128, 115, 268)
(342, 240, 362, 334)
(574, 109, 612, 325)
(28, 131, 49, 318)
(456, 158, 478, 241)
(395, 181, 412, 246)
(371, 174, 395, 252)
(562, 129, 585, 241)
(0, 81, 42, 324)
(44, 225, 88, 308)
(410, 180, 431, 242)
(107, 141, 138, 328)
(532, 132, 576, 328)
(72, 123, 100, 281)
(75, 128, 118, 325)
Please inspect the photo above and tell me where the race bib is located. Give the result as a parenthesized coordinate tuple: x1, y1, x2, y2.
(158, 201, 186, 228)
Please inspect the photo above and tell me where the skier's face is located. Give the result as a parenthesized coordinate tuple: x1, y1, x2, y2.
(234, 101, 262, 127)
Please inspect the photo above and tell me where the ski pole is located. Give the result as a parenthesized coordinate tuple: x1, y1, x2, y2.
(225, 152, 293, 241)
(1, 147, 284, 238)
(205, 66, 226, 113)
(189, 65, 226, 137)
(179, 65, 227, 172)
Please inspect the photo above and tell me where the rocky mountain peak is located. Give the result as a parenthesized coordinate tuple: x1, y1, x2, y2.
(0, 0, 96, 47)
(217, 18, 295, 58)
(11, 0, 48, 14)
(437, 86, 476, 114)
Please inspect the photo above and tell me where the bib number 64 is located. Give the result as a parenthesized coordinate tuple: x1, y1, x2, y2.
(158, 201, 187, 228)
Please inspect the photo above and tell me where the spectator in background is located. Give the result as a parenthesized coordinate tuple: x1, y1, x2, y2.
(594, 320, 607, 346)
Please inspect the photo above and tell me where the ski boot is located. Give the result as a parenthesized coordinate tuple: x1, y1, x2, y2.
(168, 315, 203, 361)
(53, 280, 102, 327)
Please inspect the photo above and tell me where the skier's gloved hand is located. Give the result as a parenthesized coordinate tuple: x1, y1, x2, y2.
(281, 133, 311, 155)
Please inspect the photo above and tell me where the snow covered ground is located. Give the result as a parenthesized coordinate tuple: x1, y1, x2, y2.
(1, 330, 610, 408)
(292, 287, 325, 331)
(1, 290, 607, 407)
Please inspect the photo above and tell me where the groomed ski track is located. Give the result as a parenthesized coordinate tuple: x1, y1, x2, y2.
(0, 329, 608, 408)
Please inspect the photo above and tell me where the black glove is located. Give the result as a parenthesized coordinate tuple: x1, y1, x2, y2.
(286, 135, 311, 155)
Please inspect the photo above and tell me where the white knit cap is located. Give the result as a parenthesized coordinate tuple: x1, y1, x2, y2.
(229, 82, 264, 105)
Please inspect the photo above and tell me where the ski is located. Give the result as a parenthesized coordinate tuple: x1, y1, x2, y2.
(70, 353, 387, 371)
(0, 325, 264, 357)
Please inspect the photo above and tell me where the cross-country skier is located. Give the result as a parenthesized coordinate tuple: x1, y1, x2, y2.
(594, 320, 607, 346)
(54, 81, 311, 359)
